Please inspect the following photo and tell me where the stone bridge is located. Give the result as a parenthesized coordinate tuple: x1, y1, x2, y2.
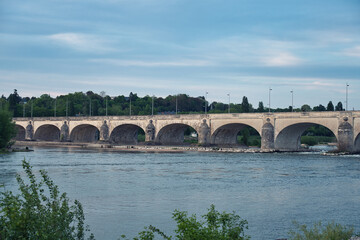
(13, 111, 360, 152)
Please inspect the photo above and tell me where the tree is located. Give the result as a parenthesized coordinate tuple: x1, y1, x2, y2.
(335, 102, 344, 111)
(326, 101, 334, 111)
(313, 104, 326, 111)
(301, 104, 311, 112)
(7, 89, 22, 117)
(0, 160, 94, 239)
(241, 96, 250, 113)
(0, 109, 16, 150)
(257, 101, 265, 112)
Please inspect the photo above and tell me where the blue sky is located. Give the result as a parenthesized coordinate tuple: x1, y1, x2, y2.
(1, 0, 360, 109)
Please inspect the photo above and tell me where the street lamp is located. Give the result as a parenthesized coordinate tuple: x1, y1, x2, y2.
(129, 94, 132, 116)
(175, 94, 178, 114)
(290, 90, 294, 112)
(227, 93, 230, 113)
(152, 95, 154, 116)
(66, 98, 68, 117)
(105, 96, 108, 116)
(54, 98, 57, 117)
(268, 87, 272, 113)
(346, 83, 349, 111)
(205, 91, 208, 114)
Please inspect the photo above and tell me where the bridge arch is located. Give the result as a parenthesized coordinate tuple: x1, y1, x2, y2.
(110, 124, 145, 144)
(70, 124, 100, 143)
(275, 122, 337, 151)
(34, 124, 60, 141)
(211, 123, 261, 145)
(14, 125, 26, 140)
(156, 123, 198, 145)
(354, 133, 360, 152)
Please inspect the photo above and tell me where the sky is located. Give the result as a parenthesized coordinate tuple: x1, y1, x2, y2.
(1, 0, 360, 109)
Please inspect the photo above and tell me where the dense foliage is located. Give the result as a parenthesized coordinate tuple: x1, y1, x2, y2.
(0, 109, 16, 150)
(288, 221, 354, 240)
(0, 160, 94, 240)
(124, 204, 250, 240)
(0, 89, 346, 118)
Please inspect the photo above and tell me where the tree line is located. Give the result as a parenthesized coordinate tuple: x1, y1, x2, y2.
(0, 89, 345, 118)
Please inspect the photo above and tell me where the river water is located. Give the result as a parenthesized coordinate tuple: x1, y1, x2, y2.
(1, 147, 359, 239)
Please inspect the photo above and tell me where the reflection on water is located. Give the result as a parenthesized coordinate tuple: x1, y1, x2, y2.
(1, 147, 360, 240)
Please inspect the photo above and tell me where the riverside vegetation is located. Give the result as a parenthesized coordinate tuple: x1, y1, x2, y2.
(0, 109, 16, 153)
(0, 160, 357, 240)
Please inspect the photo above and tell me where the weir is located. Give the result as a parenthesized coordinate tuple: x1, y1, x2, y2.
(13, 111, 360, 152)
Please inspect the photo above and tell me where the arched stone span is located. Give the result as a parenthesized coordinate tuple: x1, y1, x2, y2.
(354, 133, 360, 152)
(211, 123, 260, 145)
(34, 124, 60, 141)
(156, 124, 198, 145)
(110, 124, 145, 144)
(275, 123, 337, 151)
(70, 124, 99, 143)
(14, 125, 26, 140)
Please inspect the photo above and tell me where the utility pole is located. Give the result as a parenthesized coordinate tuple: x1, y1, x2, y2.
(176, 94, 178, 114)
(152, 95, 154, 116)
(89, 99, 92, 116)
(129, 94, 131, 116)
(227, 93, 230, 113)
(268, 87, 272, 113)
(290, 90, 294, 112)
(23, 103, 25, 117)
(31, 102, 33, 118)
(54, 98, 57, 117)
(66, 99, 68, 117)
(205, 91, 208, 114)
(346, 83, 349, 111)
(106, 96, 108, 116)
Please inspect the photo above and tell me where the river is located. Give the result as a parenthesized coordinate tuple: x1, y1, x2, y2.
(1, 147, 359, 239)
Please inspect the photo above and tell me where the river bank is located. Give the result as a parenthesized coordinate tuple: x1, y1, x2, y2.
(13, 140, 338, 154)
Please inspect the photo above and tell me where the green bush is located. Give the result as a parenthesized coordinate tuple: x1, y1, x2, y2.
(0, 109, 16, 150)
(288, 221, 354, 240)
(124, 204, 250, 240)
(0, 160, 94, 240)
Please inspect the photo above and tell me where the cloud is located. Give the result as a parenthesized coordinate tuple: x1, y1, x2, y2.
(89, 58, 214, 67)
(342, 46, 360, 57)
(261, 52, 302, 67)
(47, 33, 113, 53)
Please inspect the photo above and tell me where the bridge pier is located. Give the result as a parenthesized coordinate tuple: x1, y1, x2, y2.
(198, 119, 210, 146)
(100, 120, 110, 141)
(337, 118, 354, 152)
(261, 120, 274, 150)
(60, 121, 70, 141)
(25, 121, 34, 141)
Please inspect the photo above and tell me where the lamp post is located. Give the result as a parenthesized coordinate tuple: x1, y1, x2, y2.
(152, 95, 154, 116)
(175, 94, 178, 114)
(290, 90, 294, 112)
(54, 98, 57, 117)
(227, 93, 230, 114)
(129, 94, 131, 116)
(205, 91, 208, 114)
(66, 99, 68, 117)
(346, 83, 349, 111)
(89, 99, 92, 116)
(105, 96, 108, 116)
(268, 87, 272, 113)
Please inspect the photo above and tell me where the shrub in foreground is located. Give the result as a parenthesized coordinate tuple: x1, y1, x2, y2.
(122, 204, 250, 240)
(288, 221, 354, 240)
(0, 160, 94, 240)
